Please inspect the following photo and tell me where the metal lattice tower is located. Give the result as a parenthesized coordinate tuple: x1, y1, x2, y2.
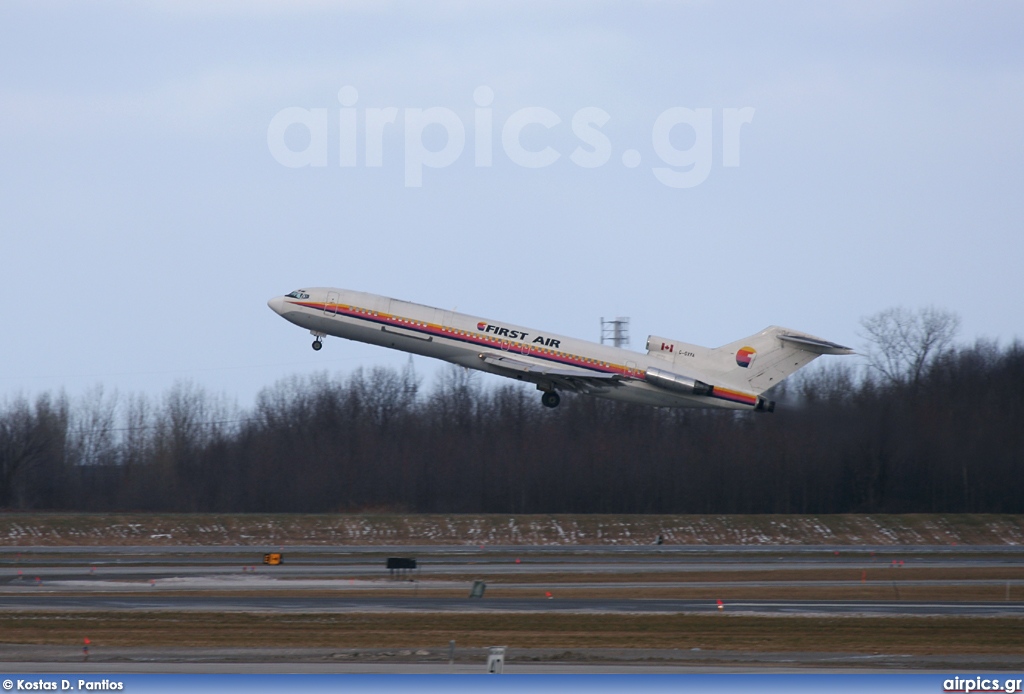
(600, 317, 630, 348)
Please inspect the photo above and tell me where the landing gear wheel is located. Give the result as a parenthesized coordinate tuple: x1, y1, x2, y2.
(541, 391, 560, 409)
(312, 339, 323, 351)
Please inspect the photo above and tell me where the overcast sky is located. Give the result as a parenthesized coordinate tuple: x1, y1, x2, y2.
(2, 1, 1022, 405)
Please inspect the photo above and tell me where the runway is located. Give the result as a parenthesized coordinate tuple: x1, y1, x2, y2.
(4, 543, 1024, 672)
(10, 644, 1024, 675)
(4, 544, 1024, 617)
(3, 594, 1024, 617)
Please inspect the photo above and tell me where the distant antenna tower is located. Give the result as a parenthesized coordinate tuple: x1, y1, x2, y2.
(600, 317, 630, 348)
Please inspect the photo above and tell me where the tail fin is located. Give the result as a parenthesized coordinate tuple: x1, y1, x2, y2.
(713, 326, 854, 394)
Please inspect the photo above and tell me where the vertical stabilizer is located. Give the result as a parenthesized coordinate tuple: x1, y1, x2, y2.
(713, 326, 854, 393)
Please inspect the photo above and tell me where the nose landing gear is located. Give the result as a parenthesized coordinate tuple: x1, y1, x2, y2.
(310, 330, 326, 351)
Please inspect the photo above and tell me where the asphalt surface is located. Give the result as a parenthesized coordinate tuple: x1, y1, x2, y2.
(4, 544, 1024, 617)
(3, 594, 1024, 617)
(5, 544, 1024, 672)
(6, 543, 1024, 578)
(5, 645, 1024, 674)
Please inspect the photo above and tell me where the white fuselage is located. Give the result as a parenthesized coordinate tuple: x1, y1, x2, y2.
(268, 287, 766, 410)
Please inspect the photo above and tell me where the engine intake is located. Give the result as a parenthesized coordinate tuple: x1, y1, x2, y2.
(645, 367, 714, 396)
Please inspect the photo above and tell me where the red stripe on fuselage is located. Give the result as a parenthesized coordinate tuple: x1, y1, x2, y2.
(285, 300, 758, 406)
(288, 300, 617, 377)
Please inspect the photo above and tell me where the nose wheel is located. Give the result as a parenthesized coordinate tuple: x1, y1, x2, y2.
(312, 339, 322, 351)
(541, 391, 560, 408)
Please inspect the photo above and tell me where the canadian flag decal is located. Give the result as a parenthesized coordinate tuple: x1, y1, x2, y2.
(661, 343, 674, 352)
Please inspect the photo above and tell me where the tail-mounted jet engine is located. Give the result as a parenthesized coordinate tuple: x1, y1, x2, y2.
(645, 367, 713, 396)
(646, 367, 776, 413)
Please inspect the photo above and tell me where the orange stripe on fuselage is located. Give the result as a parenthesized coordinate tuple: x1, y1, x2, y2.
(709, 386, 758, 406)
(288, 300, 626, 378)
(287, 300, 759, 406)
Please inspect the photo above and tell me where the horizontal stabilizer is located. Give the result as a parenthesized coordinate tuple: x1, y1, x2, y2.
(778, 333, 854, 355)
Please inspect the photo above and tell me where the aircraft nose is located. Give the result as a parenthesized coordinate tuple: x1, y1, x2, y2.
(268, 296, 285, 314)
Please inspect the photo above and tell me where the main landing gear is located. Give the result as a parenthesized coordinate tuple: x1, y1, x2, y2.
(541, 391, 561, 409)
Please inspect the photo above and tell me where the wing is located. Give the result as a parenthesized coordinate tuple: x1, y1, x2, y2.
(479, 353, 624, 394)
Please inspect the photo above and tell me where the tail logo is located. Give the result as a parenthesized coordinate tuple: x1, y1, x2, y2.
(736, 346, 756, 368)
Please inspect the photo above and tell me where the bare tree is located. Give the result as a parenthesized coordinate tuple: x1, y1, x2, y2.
(6, 334, 1024, 514)
(859, 306, 960, 387)
(430, 364, 481, 428)
(0, 394, 70, 509)
(121, 392, 153, 472)
(67, 386, 118, 468)
(792, 360, 858, 404)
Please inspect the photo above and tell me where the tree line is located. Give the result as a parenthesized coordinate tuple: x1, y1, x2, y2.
(2, 310, 1022, 514)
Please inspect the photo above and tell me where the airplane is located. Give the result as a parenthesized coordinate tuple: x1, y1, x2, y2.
(267, 288, 853, 411)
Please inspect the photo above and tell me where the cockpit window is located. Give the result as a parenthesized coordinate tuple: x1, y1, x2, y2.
(286, 290, 310, 299)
